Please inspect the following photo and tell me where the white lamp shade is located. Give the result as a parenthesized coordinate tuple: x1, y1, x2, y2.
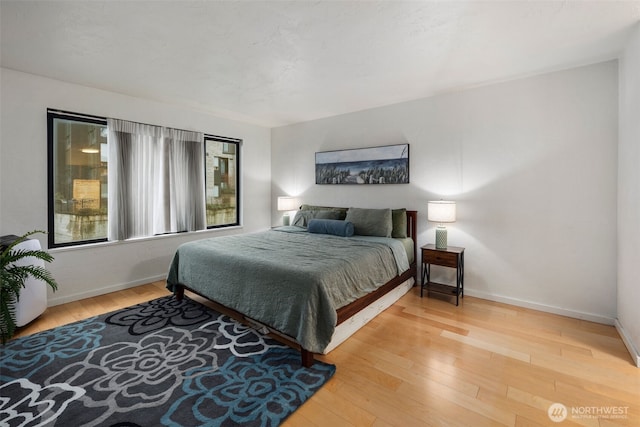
(277, 196, 299, 211)
(427, 201, 456, 223)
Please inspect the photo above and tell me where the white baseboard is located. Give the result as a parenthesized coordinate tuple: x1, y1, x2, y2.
(464, 289, 616, 325)
(614, 319, 640, 368)
(47, 274, 168, 307)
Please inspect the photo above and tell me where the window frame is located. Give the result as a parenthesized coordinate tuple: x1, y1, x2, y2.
(204, 134, 241, 229)
(47, 109, 242, 248)
(47, 109, 109, 249)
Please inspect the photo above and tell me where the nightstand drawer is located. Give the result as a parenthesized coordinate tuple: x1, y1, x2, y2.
(423, 250, 458, 268)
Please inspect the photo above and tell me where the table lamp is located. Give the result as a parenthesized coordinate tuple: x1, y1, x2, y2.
(277, 196, 299, 226)
(427, 201, 456, 249)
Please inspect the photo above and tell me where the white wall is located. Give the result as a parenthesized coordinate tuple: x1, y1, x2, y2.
(272, 61, 619, 324)
(0, 68, 272, 305)
(618, 24, 640, 366)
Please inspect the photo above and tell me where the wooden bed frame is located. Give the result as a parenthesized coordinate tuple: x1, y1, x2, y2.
(175, 210, 418, 367)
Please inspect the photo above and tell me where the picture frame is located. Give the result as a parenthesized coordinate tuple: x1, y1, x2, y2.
(315, 143, 409, 185)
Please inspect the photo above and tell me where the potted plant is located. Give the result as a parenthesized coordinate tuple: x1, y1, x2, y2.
(0, 230, 58, 343)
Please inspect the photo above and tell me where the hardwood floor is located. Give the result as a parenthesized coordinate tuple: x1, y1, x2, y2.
(13, 282, 640, 426)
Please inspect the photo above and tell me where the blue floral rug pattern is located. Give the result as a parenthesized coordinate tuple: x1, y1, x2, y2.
(0, 296, 335, 426)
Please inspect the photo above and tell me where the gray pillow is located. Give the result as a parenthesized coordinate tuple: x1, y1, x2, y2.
(345, 208, 393, 237)
(292, 210, 313, 227)
(292, 209, 341, 227)
(392, 208, 407, 238)
(300, 204, 348, 220)
(315, 210, 342, 220)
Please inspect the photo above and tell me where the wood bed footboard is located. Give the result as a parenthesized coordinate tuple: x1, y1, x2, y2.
(174, 210, 418, 368)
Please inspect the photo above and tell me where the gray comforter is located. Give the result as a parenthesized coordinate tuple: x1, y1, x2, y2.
(166, 227, 409, 353)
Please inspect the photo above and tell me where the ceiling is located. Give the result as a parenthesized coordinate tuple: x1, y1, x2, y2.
(1, 1, 639, 127)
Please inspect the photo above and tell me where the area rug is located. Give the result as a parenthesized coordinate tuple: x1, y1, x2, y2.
(0, 295, 336, 426)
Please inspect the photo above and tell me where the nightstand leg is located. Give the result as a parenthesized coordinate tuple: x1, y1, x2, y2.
(421, 263, 425, 297)
(456, 267, 459, 306)
(460, 252, 464, 299)
(420, 262, 431, 298)
(455, 252, 464, 306)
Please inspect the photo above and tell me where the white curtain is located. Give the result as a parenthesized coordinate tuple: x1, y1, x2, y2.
(108, 119, 205, 240)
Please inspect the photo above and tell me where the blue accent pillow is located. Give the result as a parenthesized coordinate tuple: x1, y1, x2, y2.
(307, 219, 354, 237)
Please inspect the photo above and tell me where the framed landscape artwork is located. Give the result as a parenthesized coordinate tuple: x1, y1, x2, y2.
(315, 143, 409, 185)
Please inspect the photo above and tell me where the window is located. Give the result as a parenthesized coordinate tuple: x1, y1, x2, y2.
(48, 111, 108, 247)
(47, 110, 241, 248)
(205, 136, 240, 228)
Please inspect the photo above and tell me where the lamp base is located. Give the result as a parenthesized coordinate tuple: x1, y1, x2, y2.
(435, 226, 448, 249)
(282, 213, 290, 226)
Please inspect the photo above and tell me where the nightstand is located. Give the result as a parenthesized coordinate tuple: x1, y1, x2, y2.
(421, 244, 465, 306)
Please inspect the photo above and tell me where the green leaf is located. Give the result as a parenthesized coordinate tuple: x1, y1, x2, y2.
(0, 230, 57, 343)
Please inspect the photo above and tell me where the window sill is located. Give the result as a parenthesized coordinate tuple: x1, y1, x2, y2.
(49, 225, 244, 254)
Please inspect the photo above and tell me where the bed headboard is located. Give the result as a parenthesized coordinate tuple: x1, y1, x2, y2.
(297, 205, 418, 262)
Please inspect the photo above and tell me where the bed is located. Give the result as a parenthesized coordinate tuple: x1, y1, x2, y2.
(167, 206, 417, 367)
